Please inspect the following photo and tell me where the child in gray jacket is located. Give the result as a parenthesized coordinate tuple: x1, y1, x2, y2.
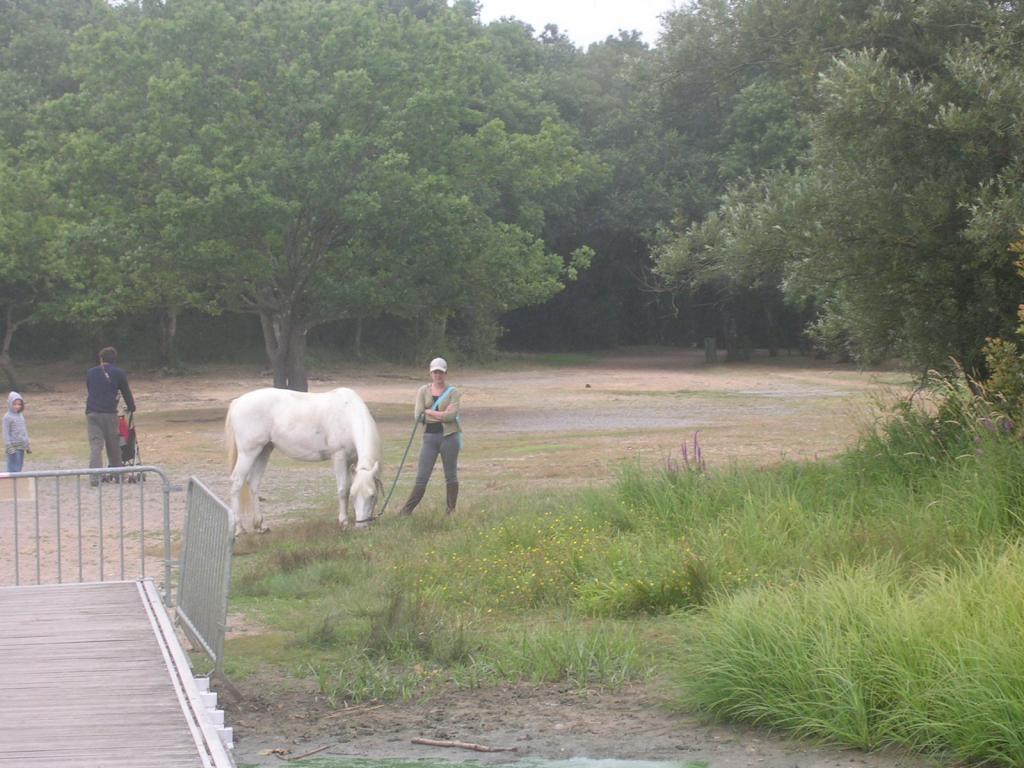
(4, 391, 31, 473)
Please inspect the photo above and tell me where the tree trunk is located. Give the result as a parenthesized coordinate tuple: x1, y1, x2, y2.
(285, 324, 308, 392)
(258, 309, 309, 391)
(724, 317, 750, 362)
(158, 305, 180, 368)
(353, 316, 363, 359)
(723, 313, 740, 362)
(764, 305, 779, 357)
(0, 352, 18, 391)
(703, 336, 718, 364)
(413, 314, 449, 362)
(1, 308, 24, 390)
(437, 315, 448, 348)
(259, 310, 290, 388)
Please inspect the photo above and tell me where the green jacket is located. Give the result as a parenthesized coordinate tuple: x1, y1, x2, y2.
(414, 384, 462, 437)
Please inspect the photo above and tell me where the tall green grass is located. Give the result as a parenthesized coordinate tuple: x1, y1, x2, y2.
(229, 371, 1024, 763)
(675, 548, 1024, 764)
(662, 375, 1024, 765)
(228, 504, 657, 701)
(406, 427, 1024, 617)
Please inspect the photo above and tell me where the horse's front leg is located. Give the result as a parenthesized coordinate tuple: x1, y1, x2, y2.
(332, 454, 351, 527)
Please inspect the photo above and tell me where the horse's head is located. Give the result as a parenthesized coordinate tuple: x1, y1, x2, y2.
(350, 461, 381, 527)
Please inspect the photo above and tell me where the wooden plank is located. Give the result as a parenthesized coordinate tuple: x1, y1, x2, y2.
(0, 581, 218, 767)
(0, 474, 35, 502)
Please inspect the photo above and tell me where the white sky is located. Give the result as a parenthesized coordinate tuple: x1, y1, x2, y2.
(476, 0, 676, 48)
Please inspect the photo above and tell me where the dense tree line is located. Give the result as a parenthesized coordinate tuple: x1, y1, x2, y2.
(652, 0, 1024, 367)
(1, 0, 1022, 388)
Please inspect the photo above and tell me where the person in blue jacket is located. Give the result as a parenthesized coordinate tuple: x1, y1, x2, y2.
(85, 346, 136, 483)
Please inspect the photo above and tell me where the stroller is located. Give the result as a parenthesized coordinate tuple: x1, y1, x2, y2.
(118, 411, 144, 483)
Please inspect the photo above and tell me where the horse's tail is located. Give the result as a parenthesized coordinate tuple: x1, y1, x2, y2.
(225, 401, 252, 524)
(225, 403, 238, 472)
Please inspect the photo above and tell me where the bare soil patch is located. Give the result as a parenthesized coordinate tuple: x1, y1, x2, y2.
(10, 349, 925, 768)
(228, 679, 929, 768)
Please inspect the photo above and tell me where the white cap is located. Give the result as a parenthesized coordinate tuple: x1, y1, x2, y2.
(429, 357, 448, 373)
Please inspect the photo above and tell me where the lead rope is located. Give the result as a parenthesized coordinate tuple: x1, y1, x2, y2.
(377, 417, 421, 518)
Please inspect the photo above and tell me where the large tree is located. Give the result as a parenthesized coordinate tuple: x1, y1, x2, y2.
(0, 0, 110, 386)
(50, 0, 595, 387)
(0, 152, 62, 387)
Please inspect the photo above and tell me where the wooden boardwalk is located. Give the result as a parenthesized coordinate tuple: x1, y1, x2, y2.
(0, 580, 233, 767)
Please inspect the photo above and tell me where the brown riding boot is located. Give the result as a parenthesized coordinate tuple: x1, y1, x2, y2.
(446, 482, 459, 515)
(398, 484, 426, 516)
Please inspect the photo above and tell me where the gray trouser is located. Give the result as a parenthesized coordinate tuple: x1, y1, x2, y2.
(87, 412, 122, 469)
(414, 432, 460, 486)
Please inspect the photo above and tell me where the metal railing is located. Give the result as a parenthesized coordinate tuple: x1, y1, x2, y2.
(0, 466, 175, 604)
(0, 466, 237, 674)
(176, 476, 235, 673)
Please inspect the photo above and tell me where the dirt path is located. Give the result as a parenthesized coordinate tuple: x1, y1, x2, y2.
(18, 347, 904, 508)
(11, 349, 927, 768)
(228, 680, 933, 768)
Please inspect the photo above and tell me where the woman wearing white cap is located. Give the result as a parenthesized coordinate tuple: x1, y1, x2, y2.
(398, 356, 463, 515)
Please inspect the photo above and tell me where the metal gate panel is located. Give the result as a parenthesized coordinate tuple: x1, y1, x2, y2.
(177, 476, 234, 672)
(0, 466, 174, 603)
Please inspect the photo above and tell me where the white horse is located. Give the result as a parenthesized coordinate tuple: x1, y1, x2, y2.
(225, 387, 383, 535)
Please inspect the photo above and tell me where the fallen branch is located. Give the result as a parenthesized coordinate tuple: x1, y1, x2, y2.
(283, 744, 332, 762)
(411, 737, 517, 753)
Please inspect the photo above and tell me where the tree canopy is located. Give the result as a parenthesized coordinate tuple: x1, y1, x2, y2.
(1, 0, 1022, 383)
(653, 0, 1024, 367)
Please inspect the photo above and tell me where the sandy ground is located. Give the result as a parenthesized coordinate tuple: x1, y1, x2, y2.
(7, 349, 933, 768)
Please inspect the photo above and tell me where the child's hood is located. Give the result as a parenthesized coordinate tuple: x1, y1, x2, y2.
(7, 391, 23, 413)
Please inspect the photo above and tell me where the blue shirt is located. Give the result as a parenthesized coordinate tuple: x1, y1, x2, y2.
(85, 363, 135, 414)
